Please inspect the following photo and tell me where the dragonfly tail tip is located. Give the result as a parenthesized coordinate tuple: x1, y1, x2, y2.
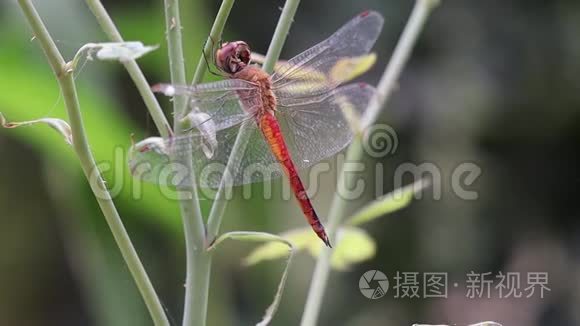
(322, 235, 332, 248)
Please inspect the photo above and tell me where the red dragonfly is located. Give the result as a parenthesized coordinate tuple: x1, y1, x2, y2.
(135, 11, 383, 247)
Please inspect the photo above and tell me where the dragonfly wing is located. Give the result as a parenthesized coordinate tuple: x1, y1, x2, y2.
(151, 79, 287, 188)
(271, 11, 383, 96)
(180, 120, 284, 188)
(276, 83, 375, 169)
(153, 79, 259, 130)
(136, 84, 374, 188)
(131, 122, 285, 188)
(129, 133, 205, 186)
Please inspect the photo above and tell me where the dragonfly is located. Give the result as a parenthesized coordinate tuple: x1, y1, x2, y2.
(131, 11, 384, 247)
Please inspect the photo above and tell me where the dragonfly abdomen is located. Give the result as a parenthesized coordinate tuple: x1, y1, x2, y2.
(258, 113, 331, 247)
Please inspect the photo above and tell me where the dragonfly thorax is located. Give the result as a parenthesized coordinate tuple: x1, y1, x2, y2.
(233, 65, 277, 115)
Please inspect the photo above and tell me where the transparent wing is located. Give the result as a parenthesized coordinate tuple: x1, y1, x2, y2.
(271, 11, 383, 97)
(186, 120, 283, 188)
(130, 121, 284, 188)
(131, 84, 375, 188)
(152, 79, 258, 130)
(146, 79, 285, 188)
(187, 81, 375, 186)
(277, 83, 376, 169)
(141, 11, 384, 187)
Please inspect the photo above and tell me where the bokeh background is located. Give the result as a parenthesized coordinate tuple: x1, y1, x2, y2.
(1, 0, 580, 325)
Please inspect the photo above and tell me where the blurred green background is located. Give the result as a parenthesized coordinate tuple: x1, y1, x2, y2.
(1, 0, 580, 325)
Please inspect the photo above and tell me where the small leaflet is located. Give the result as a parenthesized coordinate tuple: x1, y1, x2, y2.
(182, 109, 217, 159)
(243, 226, 376, 271)
(0, 113, 73, 145)
(127, 136, 171, 184)
(70, 42, 158, 72)
(95, 42, 159, 62)
(347, 178, 430, 226)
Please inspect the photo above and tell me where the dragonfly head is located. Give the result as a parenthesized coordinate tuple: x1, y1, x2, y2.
(215, 41, 251, 74)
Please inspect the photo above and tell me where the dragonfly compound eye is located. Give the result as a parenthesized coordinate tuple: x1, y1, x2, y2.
(235, 42, 251, 66)
(216, 41, 250, 74)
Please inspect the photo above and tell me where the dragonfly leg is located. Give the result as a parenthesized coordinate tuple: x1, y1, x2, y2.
(202, 36, 227, 77)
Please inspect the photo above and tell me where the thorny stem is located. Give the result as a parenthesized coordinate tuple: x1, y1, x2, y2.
(16, 1, 169, 325)
(85, 0, 172, 138)
(300, 1, 440, 325)
(206, 0, 301, 239)
(161, 0, 210, 326)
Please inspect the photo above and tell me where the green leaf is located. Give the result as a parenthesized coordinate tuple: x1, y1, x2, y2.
(309, 227, 376, 271)
(347, 178, 430, 226)
(243, 229, 312, 266)
(329, 53, 377, 84)
(244, 227, 376, 271)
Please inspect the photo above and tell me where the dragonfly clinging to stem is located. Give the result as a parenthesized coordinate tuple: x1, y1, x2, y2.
(132, 11, 384, 247)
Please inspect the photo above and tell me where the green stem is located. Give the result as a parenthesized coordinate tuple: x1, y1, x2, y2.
(206, 0, 301, 238)
(84, 1, 210, 322)
(206, 125, 251, 238)
(207, 231, 293, 252)
(16, 1, 169, 325)
(362, 0, 441, 127)
(183, 251, 211, 326)
(85, 0, 172, 138)
(261, 0, 300, 73)
(191, 0, 236, 85)
(163, 0, 205, 245)
(299, 1, 440, 325)
(162, 1, 210, 326)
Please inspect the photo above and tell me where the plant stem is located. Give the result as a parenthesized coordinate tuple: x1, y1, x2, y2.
(16, 1, 169, 325)
(299, 141, 362, 326)
(299, 1, 440, 325)
(206, 125, 251, 238)
(206, 0, 301, 238)
(261, 0, 300, 73)
(162, 1, 210, 326)
(85, 0, 172, 138)
(85, 1, 210, 322)
(163, 0, 206, 245)
(362, 0, 441, 127)
(191, 0, 236, 85)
